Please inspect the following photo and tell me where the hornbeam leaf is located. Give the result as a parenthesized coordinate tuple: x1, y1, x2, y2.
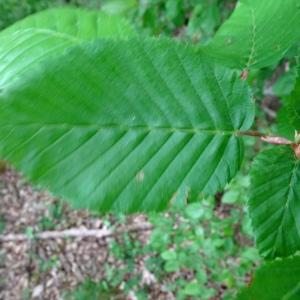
(204, 0, 300, 70)
(0, 38, 254, 212)
(286, 78, 300, 131)
(249, 146, 300, 259)
(0, 8, 135, 89)
(238, 256, 300, 300)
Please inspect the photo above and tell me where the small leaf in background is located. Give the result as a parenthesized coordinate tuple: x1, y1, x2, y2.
(273, 66, 298, 97)
(185, 203, 205, 220)
(183, 281, 202, 296)
(222, 190, 239, 204)
(165, 0, 185, 28)
(164, 260, 180, 273)
(196, 269, 207, 284)
(238, 256, 300, 300)
(202, 288, 216, 300)
(220, 270, 235, 289)
(222, 173, 250, 204)
(161, 250, 177, 261)
(249, 146, 300, 258)
(204, 0, 300, 70)
(187, 2, 220, 43)
(195, 227, 205, 238)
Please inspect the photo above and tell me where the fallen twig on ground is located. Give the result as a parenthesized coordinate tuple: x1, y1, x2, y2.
(0, 223, 153, 242)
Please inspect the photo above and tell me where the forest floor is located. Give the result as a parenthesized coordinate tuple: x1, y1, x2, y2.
(0, 167, 156, 300)
(0, 166, 256, 300)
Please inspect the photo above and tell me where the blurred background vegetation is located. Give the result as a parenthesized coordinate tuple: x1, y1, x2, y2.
(2, 0, 297, 299)
(0, 0, 236, 41)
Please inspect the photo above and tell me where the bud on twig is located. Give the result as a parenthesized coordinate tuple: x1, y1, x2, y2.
(260, 136, 293, 145)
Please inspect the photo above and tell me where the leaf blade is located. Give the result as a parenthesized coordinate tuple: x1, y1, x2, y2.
(204, 0, 300, 70)
(249, 146, 300, 258)
(0, 38, 254, 212)
(238, 256, 300, 300)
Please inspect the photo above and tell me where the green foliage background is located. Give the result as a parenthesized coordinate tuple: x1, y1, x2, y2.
(3, 0, 300, 299)
(0, 0, 235, 40)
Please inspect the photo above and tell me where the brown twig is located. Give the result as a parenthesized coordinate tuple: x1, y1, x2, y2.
(0, 223, 153, 243)
(237, 130, 265, 138)
(239, 130, 293, 144)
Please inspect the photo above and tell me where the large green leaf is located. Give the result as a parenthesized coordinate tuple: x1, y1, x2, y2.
(286, 78, 300, 131)
(0, 38, 254, 213)
(204, 0, 300, 70)
(0, 7, 135, 90)
(238, 256, 300, 300)
(249, 146, 300, 258)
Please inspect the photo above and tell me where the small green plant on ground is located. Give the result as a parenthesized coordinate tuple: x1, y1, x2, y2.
(38, 200, 64, 230)
(0, 0, 300, 299)
(66, 192, 259, 300)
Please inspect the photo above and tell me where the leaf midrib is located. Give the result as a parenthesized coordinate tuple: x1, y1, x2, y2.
(0, 123, 238, 136)
(245, 7, 257, 69)
(272, 159, 300, 257)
